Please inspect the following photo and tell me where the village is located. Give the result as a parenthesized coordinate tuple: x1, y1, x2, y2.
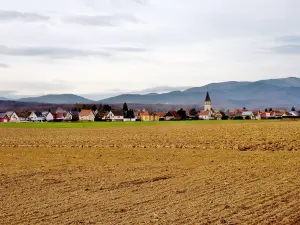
(0, 92, 299, 123)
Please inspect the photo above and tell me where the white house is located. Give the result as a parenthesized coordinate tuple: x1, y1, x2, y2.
(15, 112, 29, 122)
(103, 111, 124, 122)
(199, 110, 212, 120)
(242, 111, 255, 120)
(45, 112, 54, 121)
(6, 111, 20, 122)
(28, 112, 44, 122)
(289, 111, 299, 117)
(79, 109, 95, 121)
(64, 112, 73, 121)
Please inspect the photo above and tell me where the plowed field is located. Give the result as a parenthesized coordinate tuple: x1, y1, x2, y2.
(0, 121, 300, 224)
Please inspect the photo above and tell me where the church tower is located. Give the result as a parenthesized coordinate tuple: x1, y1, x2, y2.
(204, 92, 212, 111)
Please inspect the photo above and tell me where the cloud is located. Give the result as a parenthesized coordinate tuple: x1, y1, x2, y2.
(276, 35, 300, 43)
(0, 63, 9, 68)
(0, 10, 49, 22)
(62, 13, 139, 26)
(270, 44, 300, 55)
(269, 35, 300, 54)
(0, 45, 147, 59)
(0, 80, 76, 97)
(0, 45, 111, 58)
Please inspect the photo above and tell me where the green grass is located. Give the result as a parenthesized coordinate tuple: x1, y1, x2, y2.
(0, 119, 282, 128)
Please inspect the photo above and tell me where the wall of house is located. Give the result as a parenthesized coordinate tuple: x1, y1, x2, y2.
(46, 114, 54, 121)
(9, 113, 20, 122)
(0, 118, 8, 123)
(165, 116, 174, 121)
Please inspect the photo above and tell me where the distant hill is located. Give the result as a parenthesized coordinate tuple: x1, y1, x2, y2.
(100, 77, 300, 109)
(184, 81, 250, 93)
(0, 97, 9, 101)
(1, 77, 299, 109)
(18, 94, 94, 104)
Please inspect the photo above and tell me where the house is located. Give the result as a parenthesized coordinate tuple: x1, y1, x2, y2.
(95, 111, 106, 121)
(53, 112, 65, 121)
(199, 110, 212, 120)
(260, 112, 267, 119)
(79, 109, 95, 121)
(156, 111, 167, 121)
(28, 112, 45, 122)
(214, 110, 224, 120)
(0, 113, 9, 123)
(44, 112, 54, 122)
(289, 111, 299, 117)
(134, 110, 141, 121)
(15, 111, 29, 122)
(164, 110, 180, 120)
(63, 112, 73, 121)
(55, 107, 65, 113)
(103, 110, 124, 122)
(5, 111, 20, 122)
(253, 111, 261, 120)
(242, 111, 254, 120)
(273, 111, 283, 118)
(70, 111, 80, 121)
(140, 111, 159, 122)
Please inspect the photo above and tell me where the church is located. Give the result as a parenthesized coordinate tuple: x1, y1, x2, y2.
(199, 92, 214, 120)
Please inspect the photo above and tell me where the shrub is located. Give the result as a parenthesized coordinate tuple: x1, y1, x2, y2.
(233, 116, 243, 120)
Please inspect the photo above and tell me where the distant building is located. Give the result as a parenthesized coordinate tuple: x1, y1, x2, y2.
(0, 113, 9, 123)
(79, 109, 95, 121)
(204, 92, 212, 111)
(199, 92, 214, 120)
(5, 111, 20, 122)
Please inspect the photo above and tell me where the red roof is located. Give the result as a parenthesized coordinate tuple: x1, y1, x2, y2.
(168, 110, 179, 117)
(79, 109, 93, 117)
(53, 112, 64, 119)
(199, 110, 209, 116)
(156, 112, 166, 117)
(260, 112, 267, 117)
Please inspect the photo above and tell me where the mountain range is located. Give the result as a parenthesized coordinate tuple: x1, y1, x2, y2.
(1, 77, 300, 109)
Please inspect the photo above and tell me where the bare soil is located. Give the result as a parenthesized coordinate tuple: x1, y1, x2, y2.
(0, 122, 299, 224)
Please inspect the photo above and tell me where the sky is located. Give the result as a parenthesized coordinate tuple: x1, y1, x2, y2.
(0, 0, 300, 100)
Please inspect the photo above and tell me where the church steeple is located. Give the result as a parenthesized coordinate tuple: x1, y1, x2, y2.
(204, 92, 212, 111)
(205, 92, 211, 102)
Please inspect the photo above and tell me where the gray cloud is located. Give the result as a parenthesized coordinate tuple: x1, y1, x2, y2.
(62, 13, 139, 26)
(1, 80, 76, 98)
(269, 35, 300, 54)
(0, 63, 9, 68)
(0, 45, 111, 58)
(276, 35, 300, 43)
(0, 10, 49, 22)
(271, 44, 300, 55)
(0, 45, 147, 59)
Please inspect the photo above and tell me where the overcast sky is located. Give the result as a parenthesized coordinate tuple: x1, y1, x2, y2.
(0, 0, 300, 99)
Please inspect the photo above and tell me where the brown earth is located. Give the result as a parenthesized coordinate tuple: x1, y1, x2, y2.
(0, 122, 300, 224)
(0, 121, 300, 151)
